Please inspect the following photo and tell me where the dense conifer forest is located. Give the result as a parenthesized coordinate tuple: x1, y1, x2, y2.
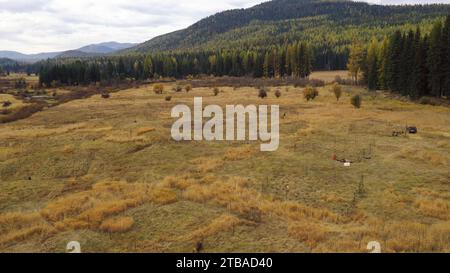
(32, 1, 450, 100)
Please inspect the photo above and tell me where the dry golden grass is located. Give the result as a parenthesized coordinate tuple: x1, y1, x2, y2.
(183, 215, 241, 242)
(0, 122, 87, 138)
(0, 79, 449, 252)
(320, 193, 347, 203)
(414, 198, 450, 220)
(190, 157, 223, 173)
(288, 221, 329, 248)
(412, 188, 450, 199)
(40, 181, 177, 232)
(395, 147, 450, 166)
(100, 217, 135, 233)
(161, 175, 194, 190)
(310, 71, 350, 84)
(0, 212, 56, 246)
(223, 145, 254, 161)
(136, 127, 155, 136)
(0, 94, 25, 110)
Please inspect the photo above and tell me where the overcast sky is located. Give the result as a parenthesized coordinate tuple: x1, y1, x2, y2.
(0, 0, 448, 54)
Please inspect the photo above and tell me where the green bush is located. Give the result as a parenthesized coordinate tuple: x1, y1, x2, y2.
(331, 83, 342, 101)
(351, 95, 362, 108)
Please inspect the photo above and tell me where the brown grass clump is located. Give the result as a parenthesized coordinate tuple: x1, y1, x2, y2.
(273, 201, 340, 223)
(183, 184, 214, 203)
(288, 221, 329, 248)
(184, 215, 241, 242)
(414, 198, 450, 220)
(412, 188, 450, 199)
(136, 127, 155, 136)
(42, 181, 177, 230)
(321, 193, 347, 203)
(0, 225, 56, 246)
(161, 175, 193, 190)
(0, 212, 42, 234)
(223, 146, 254, 161)
(147, 187, 178, 205)
(100, 217, 135, 233)
(190, 157, 223, 173)
(0, 212, 56, 246)
(41, 193, 92, 222)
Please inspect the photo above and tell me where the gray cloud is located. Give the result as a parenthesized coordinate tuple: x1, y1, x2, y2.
(0, 0, 448, 54)
(0, 0, 49, 13)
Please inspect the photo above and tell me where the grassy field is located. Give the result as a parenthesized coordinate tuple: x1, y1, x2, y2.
(0, 72, 449, 253)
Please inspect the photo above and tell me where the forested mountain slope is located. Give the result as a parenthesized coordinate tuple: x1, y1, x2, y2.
(125, 0, 450, 69)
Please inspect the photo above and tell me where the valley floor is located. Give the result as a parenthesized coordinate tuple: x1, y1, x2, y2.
(0, 76, 449, 252)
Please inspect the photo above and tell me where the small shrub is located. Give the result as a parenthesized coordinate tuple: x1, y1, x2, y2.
(275, 90, 282, 98)
(331, 83, 342, 101)
(2, 101, 12, 107)
(303, 86, 318, 101)
(153, 84, 164, 94)
(185, 84, 192, 92)
(419, 97, 432, 105)
(173, 85, 183, 93)
(213, 87, 220, 96)
(14, 78, 27, 89)
(258, 87, 268, 99)
(101, 93, 110, 99)
(351, 95, 362, 108)
(165, 96, 172, 101)
(418, 97, 440, 106)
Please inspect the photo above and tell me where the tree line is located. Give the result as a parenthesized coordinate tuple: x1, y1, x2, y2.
(349, 15, 450, 99)
(38, 41, 313, 86)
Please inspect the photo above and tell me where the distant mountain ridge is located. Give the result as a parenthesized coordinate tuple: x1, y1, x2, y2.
(0, 42, 137, 63)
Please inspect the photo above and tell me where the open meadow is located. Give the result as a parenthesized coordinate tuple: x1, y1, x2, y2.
(0, 72, 449, 253)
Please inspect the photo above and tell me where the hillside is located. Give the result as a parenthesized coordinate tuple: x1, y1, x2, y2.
(126, 0, 450, 68)
(77, 42, 137, 54)
(0, 42, 137, 63)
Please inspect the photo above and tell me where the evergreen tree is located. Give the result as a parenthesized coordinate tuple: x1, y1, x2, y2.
(442, 15, 450, 98)
(378, 37, 389, 90)
(366, 38, 379, 90)
(144, 55, 153, 79)
(428, 21, 444, 98)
